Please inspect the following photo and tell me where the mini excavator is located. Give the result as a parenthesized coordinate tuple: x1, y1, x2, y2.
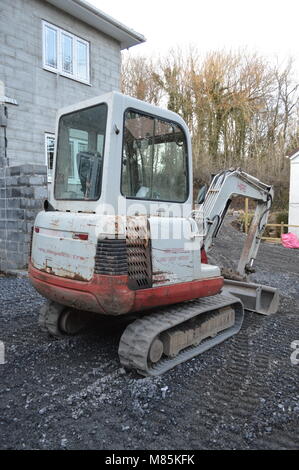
(29, 92, 279, 375)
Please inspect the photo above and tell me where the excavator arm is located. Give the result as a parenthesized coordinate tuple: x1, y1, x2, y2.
(201, 169, 273, 276)
(195, 169, 279, 315)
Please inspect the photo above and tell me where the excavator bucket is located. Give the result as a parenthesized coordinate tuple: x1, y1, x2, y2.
(222, 279, 279, 315)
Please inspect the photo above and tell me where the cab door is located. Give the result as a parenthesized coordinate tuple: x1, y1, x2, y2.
(121, 109, 202, 286)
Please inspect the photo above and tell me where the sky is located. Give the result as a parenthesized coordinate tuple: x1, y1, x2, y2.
(88, 0, 299, 78)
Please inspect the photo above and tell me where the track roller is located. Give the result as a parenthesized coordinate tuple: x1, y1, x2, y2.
(39, 301, 87, 338)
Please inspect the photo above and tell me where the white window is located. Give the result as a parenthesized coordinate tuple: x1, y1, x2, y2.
(42, 21, 90, 84)
(77, 40, 88, 81)
(45, 133, 55, 182)
(62, 33, 73, 74)
(44, 25, 57, 69)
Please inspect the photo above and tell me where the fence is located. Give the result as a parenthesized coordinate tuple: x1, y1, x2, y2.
(243, 198, 299, 244)
(261, 223, 299, 243)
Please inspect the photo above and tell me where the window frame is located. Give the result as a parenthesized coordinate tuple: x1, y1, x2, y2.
(61, 31, 74, 75)
(45, 132, 55, 183)
(42, 20, 90, 85)
(120, 108, 190, 204)
(43, 23, 57, 70)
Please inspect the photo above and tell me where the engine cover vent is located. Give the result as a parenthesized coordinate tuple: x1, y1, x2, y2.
(94, 239, 128, 276)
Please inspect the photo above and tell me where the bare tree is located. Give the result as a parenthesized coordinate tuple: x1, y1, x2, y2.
(121, 48, 299, 207)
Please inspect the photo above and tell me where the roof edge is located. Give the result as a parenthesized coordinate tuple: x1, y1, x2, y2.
(287, 147, 299, 160)
(45, 0, 146, 49)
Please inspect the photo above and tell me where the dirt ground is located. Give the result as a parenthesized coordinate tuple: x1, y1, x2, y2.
(0, 218, 298, 450)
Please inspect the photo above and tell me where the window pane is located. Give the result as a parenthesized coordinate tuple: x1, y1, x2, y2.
(62, 34, 73, 74)
(46, 135, 55, 170)
(69, 132, 88, 178)
(77, 41, 88, 80)
(97, 134, 104, 155)
(121, 111, 188, 202)
(122, 112, 154, 198)
(55, 104, 107, 200)
(45, 26, 57, 68)
(69, 141, 74, 177)
(152, 119, 188, 201)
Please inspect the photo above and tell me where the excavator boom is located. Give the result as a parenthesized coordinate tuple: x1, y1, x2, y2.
(195, 168, 279, 314)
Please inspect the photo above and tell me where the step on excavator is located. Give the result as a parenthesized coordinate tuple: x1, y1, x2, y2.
(28, 92, 279, 376)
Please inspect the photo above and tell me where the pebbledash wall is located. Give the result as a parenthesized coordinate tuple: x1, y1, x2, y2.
(0, 0, 144, 271)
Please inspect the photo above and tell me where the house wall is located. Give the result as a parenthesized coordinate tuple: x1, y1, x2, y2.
(0, 0, 121, 167)
(0, 106, 5, 170)
(0, 0, 122, 271)
(289, 155, 299, 238)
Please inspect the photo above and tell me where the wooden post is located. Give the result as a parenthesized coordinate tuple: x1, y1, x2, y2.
(245, 198, 249, 234)
(280, 221, 284, 238)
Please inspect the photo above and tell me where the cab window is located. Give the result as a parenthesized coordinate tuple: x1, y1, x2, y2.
(121, 110, 188, 202)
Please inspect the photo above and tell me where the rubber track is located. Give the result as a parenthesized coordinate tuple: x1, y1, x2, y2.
(118, 294, 244, 376)
(38, 301, 65, 337)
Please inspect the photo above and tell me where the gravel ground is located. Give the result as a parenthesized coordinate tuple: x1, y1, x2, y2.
(0, 218, 298, 450)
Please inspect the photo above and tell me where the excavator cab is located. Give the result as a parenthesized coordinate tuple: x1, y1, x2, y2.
(29, 92, 279, 376)
(30, 92, 212, 289)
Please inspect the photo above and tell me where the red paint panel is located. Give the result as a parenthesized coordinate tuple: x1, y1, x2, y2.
(33, 279, 102, 313)
(201, 247, 209, 264)
(73, 233, 89, 241)
(29, 263, 223, 317)
(29, 263, 135, 315)
(133, 277, 223, 312)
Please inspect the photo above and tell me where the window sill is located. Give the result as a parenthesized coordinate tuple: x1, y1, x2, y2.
(43, 65, 91, 87)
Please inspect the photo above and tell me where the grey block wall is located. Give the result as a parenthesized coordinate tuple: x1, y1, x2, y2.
(0, 114, 5, 170)
(0, 164, 47, 272)
(0, 104, 7, 271)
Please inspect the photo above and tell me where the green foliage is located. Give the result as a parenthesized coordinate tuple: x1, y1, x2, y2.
(275, 211, 289, 225)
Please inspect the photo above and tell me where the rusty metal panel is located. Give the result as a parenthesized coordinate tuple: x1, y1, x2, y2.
(126, 216, 152, 290)
(149, 217, 196, 286)
(94, 239, 128, 275)
(31, 211, 98, 282)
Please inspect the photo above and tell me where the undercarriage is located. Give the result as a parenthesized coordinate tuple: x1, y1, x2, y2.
(39, 293, 244, 376)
